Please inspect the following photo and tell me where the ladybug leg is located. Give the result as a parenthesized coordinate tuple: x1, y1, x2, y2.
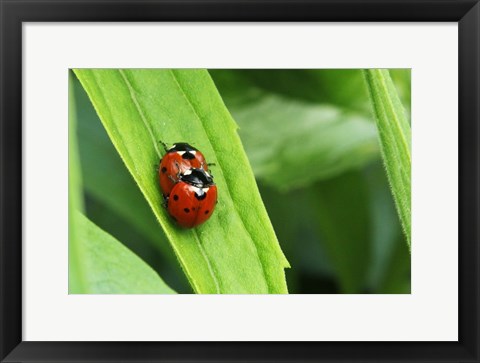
(201, 161, 216, 170)
(154, 156, 164, 171)
(162, 195, 169, 209)
(203, 168, 214, 179)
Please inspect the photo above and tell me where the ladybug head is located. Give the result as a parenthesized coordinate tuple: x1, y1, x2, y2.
(168, 142, 199, 161)
(168, 142, 198, 153)
(181, 168, 215, 188)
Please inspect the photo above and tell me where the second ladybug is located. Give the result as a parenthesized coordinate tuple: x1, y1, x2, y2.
(158, 142, 209, 197)
(167, 168, 218, 228)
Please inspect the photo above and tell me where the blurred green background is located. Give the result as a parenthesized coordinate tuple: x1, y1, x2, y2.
(72, 69, 411, 294)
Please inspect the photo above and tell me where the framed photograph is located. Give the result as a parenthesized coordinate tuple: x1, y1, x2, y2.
(1, 0, 479, 362)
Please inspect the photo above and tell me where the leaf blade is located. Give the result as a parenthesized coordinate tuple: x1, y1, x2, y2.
(73, 69, 289, 294)
(363, 69, 411, 249)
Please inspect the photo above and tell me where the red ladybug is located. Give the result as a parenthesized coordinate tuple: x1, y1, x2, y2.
(167, 168, 217, 228)
(158, 142, 208, 197)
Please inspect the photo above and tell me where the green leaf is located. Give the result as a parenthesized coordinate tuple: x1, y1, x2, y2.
(364, 69, 411, 249)
(76, 76, 162, 245)
(73, 69, 289, 294)
(210, 70, 380, 190)
(74, 76, 174, 256)
(73, 212, 175, 294)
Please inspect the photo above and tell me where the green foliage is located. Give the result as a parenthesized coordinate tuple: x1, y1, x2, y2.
(72, 212, 175, 294)
(364, 69, 411, 249)
(210, 70, 379, 190)
(73, 69, 289, 294)
(70, 68, 411, 294)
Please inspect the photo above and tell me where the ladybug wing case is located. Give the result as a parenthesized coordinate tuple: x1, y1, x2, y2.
(167, 183, 217, 228)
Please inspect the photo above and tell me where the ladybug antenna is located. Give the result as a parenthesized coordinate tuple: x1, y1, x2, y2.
(159, 140, 169, 152)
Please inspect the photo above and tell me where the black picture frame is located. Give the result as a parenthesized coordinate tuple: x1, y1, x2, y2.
(1, 1, 479, 362)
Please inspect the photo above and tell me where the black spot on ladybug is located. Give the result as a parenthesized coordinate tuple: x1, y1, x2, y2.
(161, 167, 167, 173)
(194, 190, 207, 200)
(182, 152, 195, 160)
(184, 208, 190, 213)
(173, 195, 179, 201)
(205, 210, 209, 214)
